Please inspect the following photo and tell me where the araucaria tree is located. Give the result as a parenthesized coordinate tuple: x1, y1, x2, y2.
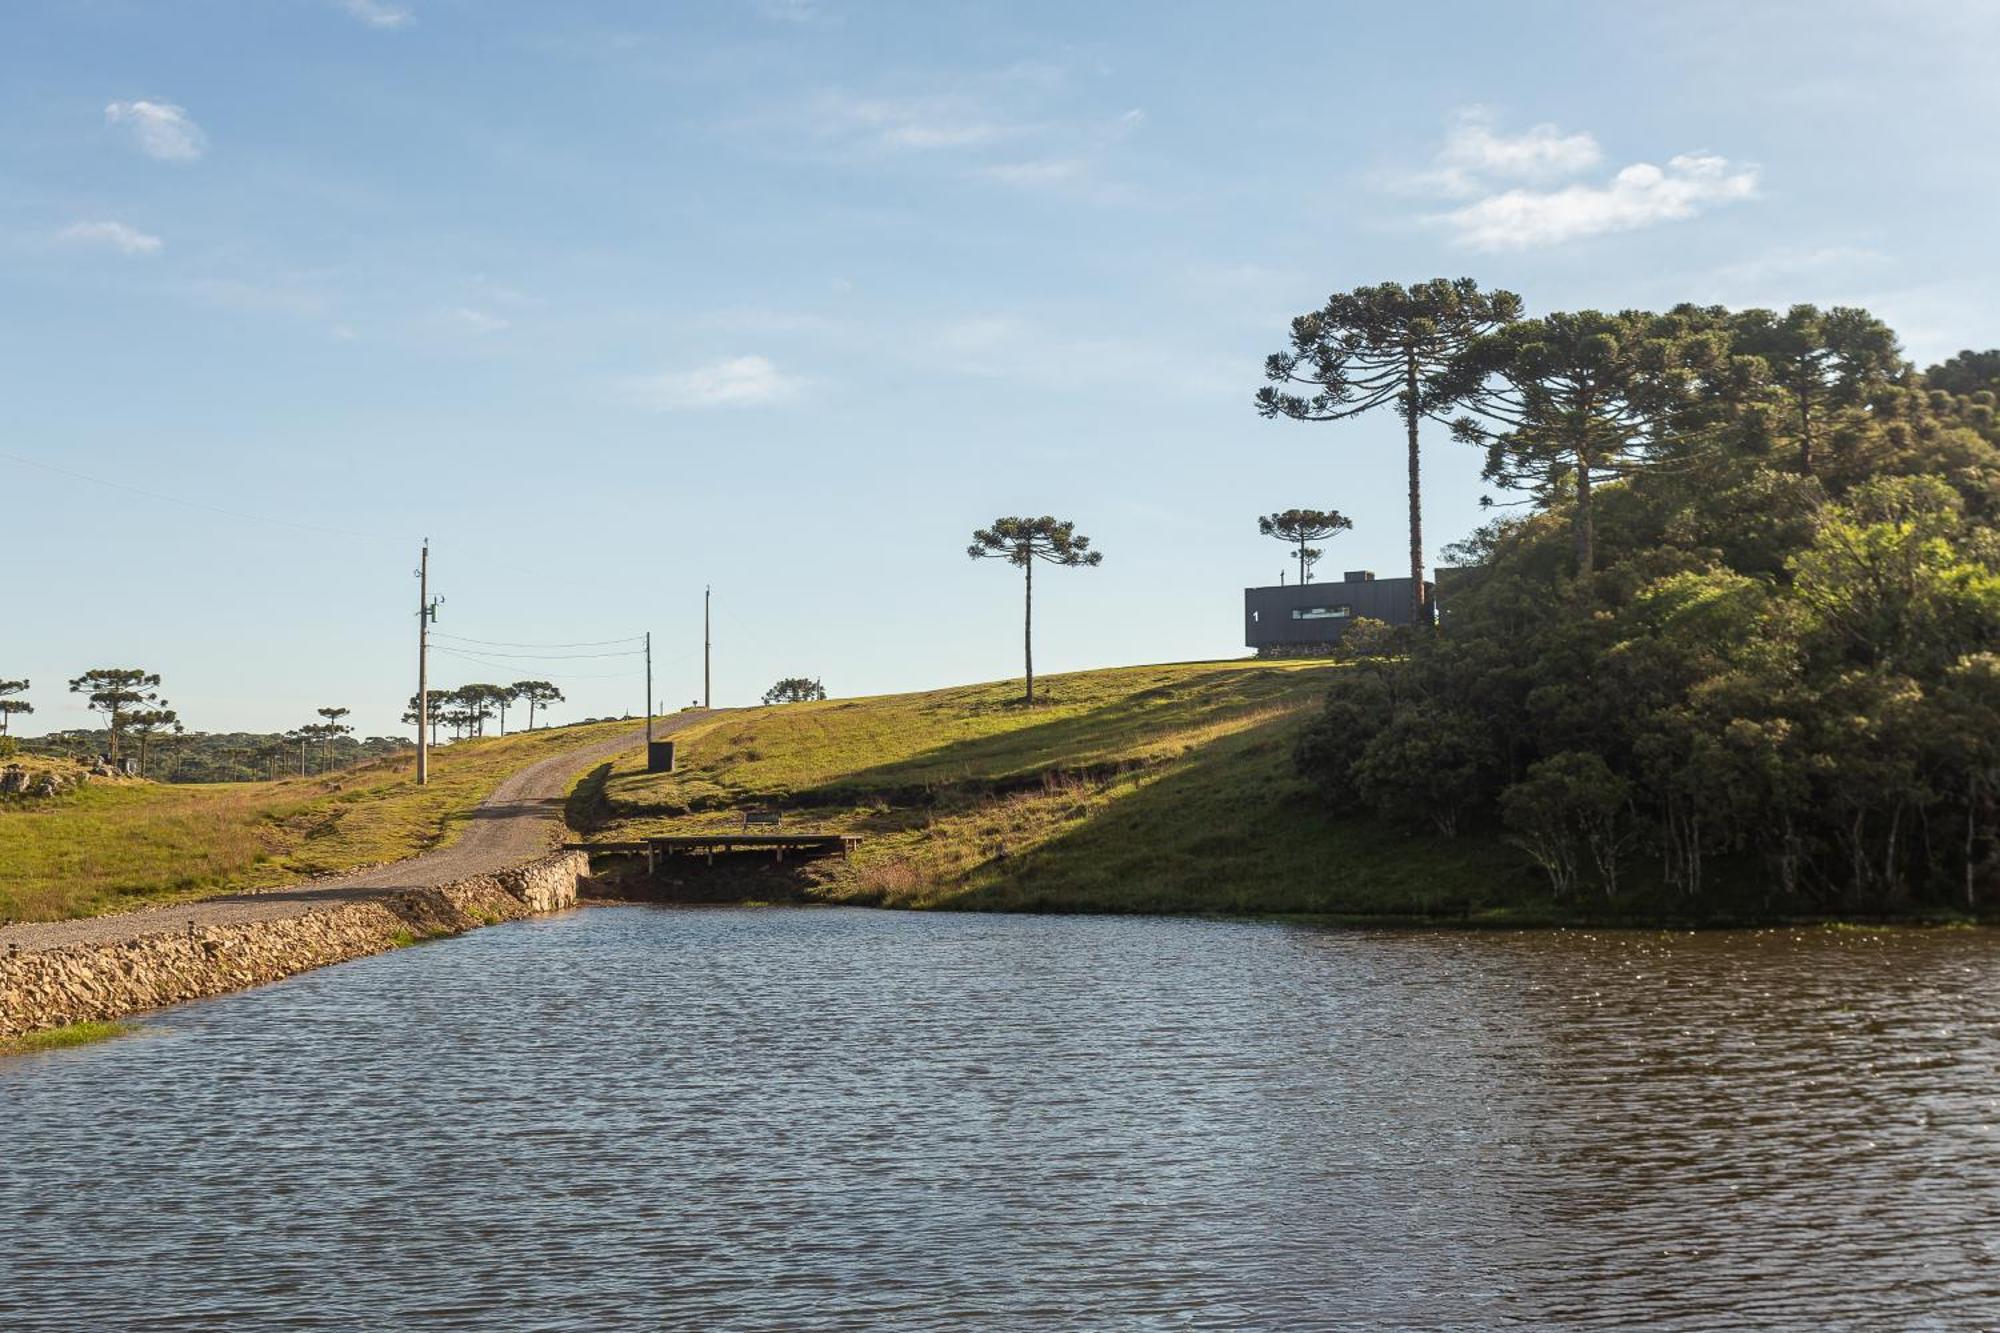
(1447, 308, 1741, 575)
(511, 681, 563, 730)
(763, 677, 828, 705)
(968, 516, 1103, 704)
(0, 678, 29, 736)
(126, 705, 180, 778)
(1258, 509, 1353, 585)
(315, 706, 353, 771)
(1259, 278, 1521, 618)
(1728, 304, 1900, 478)
(67, 667, 162, 762)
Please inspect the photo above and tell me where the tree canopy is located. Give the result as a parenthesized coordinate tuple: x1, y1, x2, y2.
(1292, 290, 2000, 915)
(1258, 508, 1352, 585)
(1259, 278, 1521, 615)
(969, 516, 1103, 704)
(66, 667, 162, 762)
(763, 677, 828, 704)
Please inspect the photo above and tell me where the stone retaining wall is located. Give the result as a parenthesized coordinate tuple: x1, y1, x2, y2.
(0, 850, 588, 1041)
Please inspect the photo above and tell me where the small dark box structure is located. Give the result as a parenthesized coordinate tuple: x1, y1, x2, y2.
(1243, 570, 1432, 655)
(647, 739, 677, 773)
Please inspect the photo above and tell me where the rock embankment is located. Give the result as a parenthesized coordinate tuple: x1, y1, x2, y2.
(0, 850, 587, 1041)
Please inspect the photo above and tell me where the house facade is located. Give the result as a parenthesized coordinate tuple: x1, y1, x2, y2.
(1242, 570, 1430, 655)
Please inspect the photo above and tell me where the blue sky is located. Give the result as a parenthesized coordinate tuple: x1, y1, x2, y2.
(4, 0, 1995, 737)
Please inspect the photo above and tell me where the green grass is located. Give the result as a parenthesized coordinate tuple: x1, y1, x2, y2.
(2, 1020, 134, 1055)
(595, 660, 1529, 917)
(0, 720, 638, 923)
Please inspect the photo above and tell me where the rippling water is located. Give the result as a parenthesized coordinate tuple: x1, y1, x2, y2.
(3, 908, 1997, 1330)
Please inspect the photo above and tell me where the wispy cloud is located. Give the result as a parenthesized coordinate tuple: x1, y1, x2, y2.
(1441, 154, 1758, 250)
(751, 0, 834, 22)
(1402, 109, 1757, 250)
(977, 158, 1087, 188)
(445, 307, 510, 335)
(1405, 107, 1602, 197)
(337, 0, 413, 28)
(813, 93, 1020, 151)
(58, 220, 163, 256)
(976, 108, 1145, 194)
(104, 100, 206, 162)
(623, 355, 802, 409)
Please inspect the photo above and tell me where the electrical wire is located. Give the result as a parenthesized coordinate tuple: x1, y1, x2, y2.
(429, 632, 646, 649)
(422, 643, 644, 660)
(428, 646, 643, 680)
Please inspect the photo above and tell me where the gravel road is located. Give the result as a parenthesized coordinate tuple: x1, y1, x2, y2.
(0, 717, 694, 954)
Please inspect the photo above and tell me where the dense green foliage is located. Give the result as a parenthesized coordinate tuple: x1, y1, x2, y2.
(22, 726, 413, 781)
(762, 676, 828, 704)
(1294, 297, 2000, 915)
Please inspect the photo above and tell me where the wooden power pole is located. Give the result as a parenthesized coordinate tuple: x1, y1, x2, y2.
(645, 630, 654, 743)
(416, 541, 430, 786)
(703, 585, 711, 709)
(414, 541, 440, 786)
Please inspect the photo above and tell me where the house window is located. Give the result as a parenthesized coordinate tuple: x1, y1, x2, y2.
(1292, 605, 1351, 621)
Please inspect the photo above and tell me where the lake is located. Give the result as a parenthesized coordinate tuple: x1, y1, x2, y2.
(3, 907, 1996, 1329)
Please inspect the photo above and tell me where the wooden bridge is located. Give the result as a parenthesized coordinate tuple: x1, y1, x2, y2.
(563, 831, 861, 871)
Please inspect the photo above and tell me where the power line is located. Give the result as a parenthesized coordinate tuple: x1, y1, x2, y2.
(429, 632, 646, 649)
(428, 646, 644, 680)
(423, 642, 644, 660)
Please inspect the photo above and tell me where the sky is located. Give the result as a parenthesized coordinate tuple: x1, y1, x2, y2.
(4, 0, 1996, 738)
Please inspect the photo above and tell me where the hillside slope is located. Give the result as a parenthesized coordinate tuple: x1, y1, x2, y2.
(591, 662, 1525, 916)
(0, 720, 636, 922)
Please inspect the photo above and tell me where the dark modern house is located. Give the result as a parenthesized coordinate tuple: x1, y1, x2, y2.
(1243, 570, 1432, 655)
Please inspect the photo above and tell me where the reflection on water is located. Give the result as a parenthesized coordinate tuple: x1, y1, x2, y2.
(2, 908, 1996, 1329)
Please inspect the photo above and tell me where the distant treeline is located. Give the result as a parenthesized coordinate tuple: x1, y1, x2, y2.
(19, 728, 414, 783)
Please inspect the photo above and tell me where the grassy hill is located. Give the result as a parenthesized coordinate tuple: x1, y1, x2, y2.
(589, 661, 1526, 917)
(0, 720, 635, 922)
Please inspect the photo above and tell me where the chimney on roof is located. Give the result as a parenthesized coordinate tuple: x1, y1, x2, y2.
(1342, 570, 1376, 582)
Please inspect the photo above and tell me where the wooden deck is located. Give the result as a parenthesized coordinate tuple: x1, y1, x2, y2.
(564, 832, 861, 868)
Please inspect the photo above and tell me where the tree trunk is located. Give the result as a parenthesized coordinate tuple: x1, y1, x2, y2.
(1799, 395, 1814, 477)
(1023, 557, 1035, 704)
(1298, 536, 1308, 586)
(1573, 459, 1595, 574)
(1405, 356, 1427, 624)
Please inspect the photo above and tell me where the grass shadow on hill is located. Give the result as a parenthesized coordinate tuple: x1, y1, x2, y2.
(604, 663, 1345, 820)
(864, 713, 1532, 918)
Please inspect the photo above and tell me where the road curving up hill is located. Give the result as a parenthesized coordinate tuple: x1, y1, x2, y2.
(0, 718, 689, 955)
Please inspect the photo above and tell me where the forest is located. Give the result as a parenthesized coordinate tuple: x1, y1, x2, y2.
(1276, 286, 1998, 914)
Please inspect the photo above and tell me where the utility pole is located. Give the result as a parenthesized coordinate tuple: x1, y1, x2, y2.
(703, 585, 711, 709)
(645, 631, 654, 743)
(414, 540, 439, 787)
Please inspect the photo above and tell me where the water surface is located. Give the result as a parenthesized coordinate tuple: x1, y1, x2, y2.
(3, 908, 1996, 1329)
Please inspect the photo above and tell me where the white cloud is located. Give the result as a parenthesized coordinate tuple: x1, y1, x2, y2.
(104, 100, 206, 162)
(1399, 109, 1758, 250)
(338, 0, 413, 28)
(446, 307, 510, 335)
(752, 0, 830, 22)
(1412, 108, 1601, 196)
(978, 158, 1087, 188)
(623, 355, 801, 409)
(58, 220, 163, 256)
(816, 93, 1016, 151)
(1440, 153, 1759, 250)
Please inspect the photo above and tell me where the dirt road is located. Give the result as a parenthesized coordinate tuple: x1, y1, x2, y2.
(0, 717, 691, 954)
